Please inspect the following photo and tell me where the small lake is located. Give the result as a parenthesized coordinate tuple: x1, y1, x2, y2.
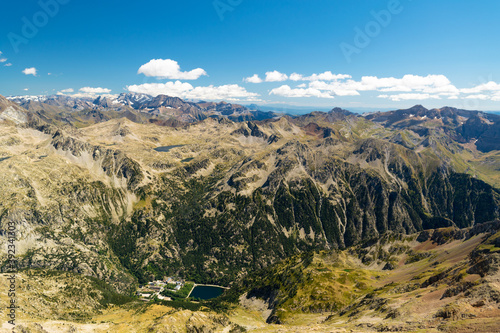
(154, 145, 185, 152)
(189, 285, 225, 300)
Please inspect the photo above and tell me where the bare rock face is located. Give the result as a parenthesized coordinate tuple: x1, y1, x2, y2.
(50, 131, 144, 190)
(0, 95, 28, 124)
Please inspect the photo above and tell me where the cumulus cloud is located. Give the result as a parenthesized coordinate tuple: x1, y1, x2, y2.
(378, 93, 441, 101)
(22, 67, 37, 76)
(138, 59, 207, 80)
(23, 88, 29, 91)
(357, 75, 454, 93)
(264, 73, 466, 101)
(133, 67, 500, 103)
(71, 93, 117, 99)
(127, 81, 194, 97)
(270, 85, 334, 99)
(244, 74, 263, 83)
(308, 81, 360, 96)
(244, 71, 468, 101)
(57, 88, 74, 94)
(79, 87, 111, 94)
(250, 71, 352, 83)
(0, 51, 7, 64)
(289, 73, 303, 81)
(460, 81, 500, 94)
(464, 94, 491, 100)
(4, 63, 12, 67)
(492, 93, 500, 102)
(188, 84, 260, 101)
(265, 71, 288, 82)
(127, 81, 260, 102)
(271, 73, 500, 101)
(304, 71, 352, 81)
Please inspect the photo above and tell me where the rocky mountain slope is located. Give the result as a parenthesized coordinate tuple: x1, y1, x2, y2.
(229, 221, 500, 332)
(2, 222, 499, 332)
(0, 94, 29, 124)
(365, 105, 500, 153)
(1, 94, 500, 331)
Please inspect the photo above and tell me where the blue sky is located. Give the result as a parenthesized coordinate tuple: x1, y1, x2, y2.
(1, 0, 500, 110)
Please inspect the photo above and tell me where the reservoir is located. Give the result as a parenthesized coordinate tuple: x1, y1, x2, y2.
(189, 285, 225, 300)
(154, 145, 185, 152)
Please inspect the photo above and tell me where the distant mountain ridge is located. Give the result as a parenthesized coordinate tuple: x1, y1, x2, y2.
(7, 94, 500, 152)
(8, 93, 280, 124)
(364, 105, 500, 152)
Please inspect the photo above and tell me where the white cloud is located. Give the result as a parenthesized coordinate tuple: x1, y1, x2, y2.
(0, 58, 7, 63)
(266, 74, 462, 101)
(460, 81, 500, 94)
(255, 71, 352, 82)
(308, 80, 360, 96)
(127, 81, 194, 97)
(138, 59, 207, 80)
(270, 85, 334, 99)
(23, 88, 29, 91)
(492, 93, 500, 101)
(127, 81, 260, 102)
(188, 84, 260, 101)
(79, 87, 112, 94)
(289, 73, 303, 81)
(22, 67, 37, 76)
(58, 88, 74, 94)
(357, 74, 453, 93)
(4, 63, 12, 67)
(130, 68, 500, 103)
(464, 94, 490, 100)
(265, 71, 288, 82)
(303, 71, 351, 81)
(70, 93, 117, 99)
(378, 93, 441, 101)
(244, 74, 263, 83)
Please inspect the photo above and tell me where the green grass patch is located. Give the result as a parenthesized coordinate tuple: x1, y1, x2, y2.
(161, 282, 195, 299)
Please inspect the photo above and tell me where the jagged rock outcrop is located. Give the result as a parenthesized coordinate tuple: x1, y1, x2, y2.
(51, 131, 144, 190)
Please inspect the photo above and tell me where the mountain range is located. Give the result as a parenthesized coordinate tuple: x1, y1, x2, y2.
(1, 93, 499, 332)
(7, 93, 281, 127)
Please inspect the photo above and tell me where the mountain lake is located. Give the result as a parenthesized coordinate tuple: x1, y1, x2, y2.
(154, 145, 185, 152)
(189, 285, 225, 300)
